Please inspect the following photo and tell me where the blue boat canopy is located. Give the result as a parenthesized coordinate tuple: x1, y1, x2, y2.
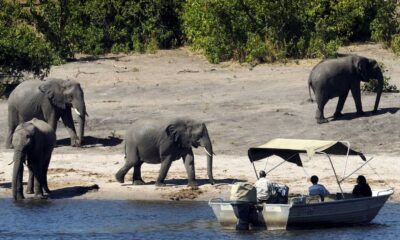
(248, 138, 366, 167)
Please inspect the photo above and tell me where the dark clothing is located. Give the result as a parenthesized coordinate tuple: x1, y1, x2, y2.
(352, 183, 372, 198)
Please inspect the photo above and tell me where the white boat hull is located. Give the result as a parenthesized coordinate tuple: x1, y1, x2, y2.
(209, 190, 393, 230)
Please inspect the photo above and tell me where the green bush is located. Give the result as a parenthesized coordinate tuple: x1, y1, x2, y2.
(0, 1, 54, 79)
(361, 63, 398, 93)
(28, 0, 184, 57)
(182, 0, 399, 63)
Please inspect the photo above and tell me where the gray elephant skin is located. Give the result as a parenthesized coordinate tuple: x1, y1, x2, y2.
(308, 55, 383, 124)
(115, 118, 215, 186)
(6, 78, 87, 148)
(12, 118, 56, 200)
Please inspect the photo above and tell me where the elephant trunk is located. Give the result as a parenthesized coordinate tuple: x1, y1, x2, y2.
(73, 101, 86, 146)
(373, 73, 384, 113)
(201, 128, 215, 185)
(12, 150, 25, 200)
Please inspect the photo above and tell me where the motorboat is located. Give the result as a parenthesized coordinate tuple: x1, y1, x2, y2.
(209, 138, 394, 230)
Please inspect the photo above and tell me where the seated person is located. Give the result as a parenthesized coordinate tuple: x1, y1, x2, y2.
(308, 175, 329, 201)
(254, 170, 272, 203)
(352, 175, 372, 198)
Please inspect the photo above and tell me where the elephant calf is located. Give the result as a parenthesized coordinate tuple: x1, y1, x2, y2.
(308, 54, 383, 124)
(12, 118, 56, 200)
(115, 118, 215, 187)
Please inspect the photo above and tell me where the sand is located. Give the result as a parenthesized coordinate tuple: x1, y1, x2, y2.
(0, 43, 399, 202)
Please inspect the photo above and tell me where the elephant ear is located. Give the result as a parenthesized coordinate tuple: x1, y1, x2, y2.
(356, 57, 369, 81)
(166, 122, 191, 148)
(39, 80, 66, 109)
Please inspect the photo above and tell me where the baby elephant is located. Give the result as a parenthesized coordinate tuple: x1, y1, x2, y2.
(115, 118, 215, 187)
(12, 118, 56, 200)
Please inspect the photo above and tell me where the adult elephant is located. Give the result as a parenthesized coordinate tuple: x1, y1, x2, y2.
(12, 118, 56, 200)
(308, 55, 383, 124)
(6, 78, 87, 148)
(115, 118, 215, 187)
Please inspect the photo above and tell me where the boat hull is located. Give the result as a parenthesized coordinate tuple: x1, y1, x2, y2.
(209, 191, 392, 230)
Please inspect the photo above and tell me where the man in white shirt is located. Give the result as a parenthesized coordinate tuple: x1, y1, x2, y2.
(308, 175, 330, 200)
(254, 170, 272, 203)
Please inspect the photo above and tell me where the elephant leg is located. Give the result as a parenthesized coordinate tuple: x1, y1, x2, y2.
(133, 161, 145, 185)
(31, 165, 45, 199)
(115, 146, 139, 183)
(43, 154, 52, 194)
(183, 151, 197, 187)
(6, 107, 18, 149)
(334, 91, 349, 118)
(156, 157, 173, 186)
(351, 84, 364, 115)
(61, 110, 79, 147)
(16, 163, 25, 200)
(26, 166, 34, 194)
(315, 93, 329, 124)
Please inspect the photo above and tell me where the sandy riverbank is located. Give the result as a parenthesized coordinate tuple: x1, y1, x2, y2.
(0, 43, 399, 202)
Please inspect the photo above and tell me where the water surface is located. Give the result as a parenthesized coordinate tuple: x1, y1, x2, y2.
(0, 199, 398, 239)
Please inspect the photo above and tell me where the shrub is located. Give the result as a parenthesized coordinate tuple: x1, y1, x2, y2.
(0, 1, 53, 79)
(182, 0, 399, 63)
(361, 63, 398, 93)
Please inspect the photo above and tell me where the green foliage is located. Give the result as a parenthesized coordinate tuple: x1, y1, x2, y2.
(0, 1, 54, 79)
(361, 63, 398, 93)
(391, 35, 400, 55)
(28, 0, 184, 57)
(183, 0, 399, 63)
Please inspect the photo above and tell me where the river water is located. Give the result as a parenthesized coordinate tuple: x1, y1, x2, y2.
(0, 199, 398, 240)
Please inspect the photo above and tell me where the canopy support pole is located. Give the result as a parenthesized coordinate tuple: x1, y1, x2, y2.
(320, 152, 344, 199)
(252, 162, 259, 180)
(265, 153, 298, 175)
(339, 157, 374, 183)
(340, 141, 351, 179)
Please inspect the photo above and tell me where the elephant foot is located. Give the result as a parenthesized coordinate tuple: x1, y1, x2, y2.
(372, 109, 378, 114)
(44, 188, 52, 194)
(26, 189, 34, 194)
(33, 194, 48, 200)
(317, 118, 329, 124)
(155, 181, 166, 187)
(188, 180, 198, 187)
(356, 111, 365, 116)
(14, 193, 25, 201)
(209, 179, 215, 185)
(133, 180, 145, 185)
(5, 143, 13, 149)
(333, 112, 344, 118)
(115, 173, 125, 183)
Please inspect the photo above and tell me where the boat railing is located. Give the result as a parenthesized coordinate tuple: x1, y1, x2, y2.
(375, 188, 394, 196)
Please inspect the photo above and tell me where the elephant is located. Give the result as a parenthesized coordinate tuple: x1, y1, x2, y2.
(115, 118, 215, 187)
(6, 78, 87, 148)
(12, 118, 56, 200)
(308, 54, 383, 124)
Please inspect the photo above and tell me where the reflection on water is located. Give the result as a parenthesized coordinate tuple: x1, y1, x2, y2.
(0, 199, 398, 240)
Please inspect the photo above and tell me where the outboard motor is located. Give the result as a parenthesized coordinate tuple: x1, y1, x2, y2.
(230, 182, 260, 230)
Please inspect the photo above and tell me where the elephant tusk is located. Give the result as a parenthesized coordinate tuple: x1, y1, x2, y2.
(204, 148, 212, 157)
(73, 108, 81, 116)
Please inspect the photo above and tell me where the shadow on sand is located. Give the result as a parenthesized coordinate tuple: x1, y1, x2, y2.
(49, 184, 100, 199)
(56, 136, 123, 148)
(121, 178, 246, 187)
(330, 107, 400, 122)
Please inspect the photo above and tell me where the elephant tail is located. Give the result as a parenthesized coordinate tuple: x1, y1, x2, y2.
(308, 79, 314, 103)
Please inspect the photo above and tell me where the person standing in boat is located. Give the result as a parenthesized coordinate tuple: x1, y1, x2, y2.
(308, 175, 330, 199)
(352, 175, 372, 198)
(254, 170, 272, 203)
